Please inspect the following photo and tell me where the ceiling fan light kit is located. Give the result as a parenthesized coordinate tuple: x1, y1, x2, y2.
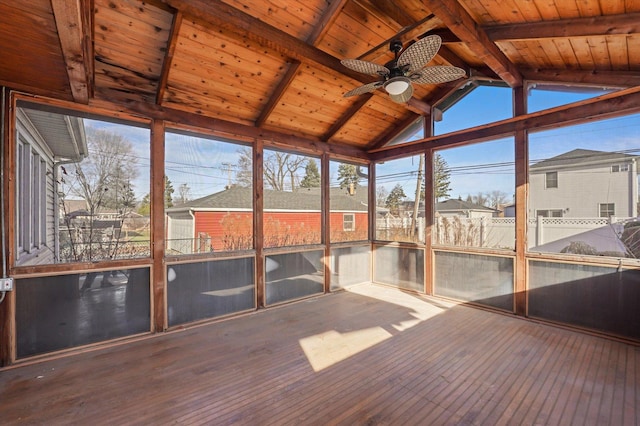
(384, 76, 411, 95)
(341, 35, 466, 103)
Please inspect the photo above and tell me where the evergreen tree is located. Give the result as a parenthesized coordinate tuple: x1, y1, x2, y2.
(434, 153, 451, 200)
(138, 193, 151, 216)
(165, 176, 175, 208)
(300, 159, 321, 188)
(337, 163, 359, 190)
(385, 184, 406, 215)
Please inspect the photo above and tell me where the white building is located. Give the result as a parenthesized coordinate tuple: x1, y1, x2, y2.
(529, 149, 638, 218)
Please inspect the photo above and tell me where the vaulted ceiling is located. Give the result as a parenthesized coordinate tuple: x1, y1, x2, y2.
(1, 0, 639, 155)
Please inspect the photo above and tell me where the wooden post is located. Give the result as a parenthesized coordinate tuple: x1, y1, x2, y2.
(0, 87, 16, 366)
(322, 153, 331, 293)
(254, 139, 264, 308)
(150, 119, 166, 332)
(424, 148, 434, 295)
(514, 85, 528, 316)
(368, 163, 376, 282)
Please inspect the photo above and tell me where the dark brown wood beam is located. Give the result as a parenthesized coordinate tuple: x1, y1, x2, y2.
(256, 0, 347, 127)
(161, 0, 374, 86)
(323, 93, 374, 141)
(94, 98, 368, 160)
(51, 0, 92, 103)
(421, 0, 523, 87)
(255, 60, 301, 127)
(357, 0, 415, 28)
(369, 86, 640, 161)
(522, 69, 640, 88)
(366, 113, 421, 150)
(485, 12, 640, 41)
(156, 11, 183, 105)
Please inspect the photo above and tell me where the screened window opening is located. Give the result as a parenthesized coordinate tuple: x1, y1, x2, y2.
(528, 113, 640, 259)
(263, 149, 321, 248)
(434, 138, 515, 250)
(14, 102, 151, 266)
(330, 160, 368, 243)
(375, 155, 424, 244)
(164, 132, 252, 255)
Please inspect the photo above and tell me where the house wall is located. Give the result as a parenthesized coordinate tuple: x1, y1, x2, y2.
(530, 161, 637, 217)
(15, 111, 56, 265)
(185, 210, 367, 251)
(166, 211, 195, 254)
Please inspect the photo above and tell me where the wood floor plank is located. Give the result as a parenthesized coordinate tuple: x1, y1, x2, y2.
(0, 283, 638, 425)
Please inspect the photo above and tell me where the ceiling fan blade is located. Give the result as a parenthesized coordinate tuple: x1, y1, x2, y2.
(410, 66, 466, 84)
(397, 35, 442, 74)
(341, 59, 390, 76)
(344, 81, 383, 97)
(389, 84, 414, 103)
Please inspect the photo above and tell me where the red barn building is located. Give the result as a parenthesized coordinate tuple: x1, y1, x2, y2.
(166, 186, 368, 254)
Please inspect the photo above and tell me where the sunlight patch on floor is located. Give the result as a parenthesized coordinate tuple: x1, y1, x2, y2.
(299, 284, 453, 371)
(299, 327, 393, 372)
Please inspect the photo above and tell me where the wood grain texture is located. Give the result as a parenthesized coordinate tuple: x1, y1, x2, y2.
(0, 284, 637, 424)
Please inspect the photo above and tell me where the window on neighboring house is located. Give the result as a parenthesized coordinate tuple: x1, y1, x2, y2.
(16, 136, 47, 256)
(611, 164, 629, 172)
(536, 209, 563, 217)
(343, 213, 355, 231)
(599, 203, 615, 218)
(545, 172, 558, 188)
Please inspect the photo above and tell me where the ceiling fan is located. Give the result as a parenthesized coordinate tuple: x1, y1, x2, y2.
(341, 35, 466, 103)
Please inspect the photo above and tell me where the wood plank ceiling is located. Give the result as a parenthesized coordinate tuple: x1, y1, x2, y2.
(0, 0, 639, 152)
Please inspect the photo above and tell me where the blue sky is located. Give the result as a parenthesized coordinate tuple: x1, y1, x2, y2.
(376, 85, 640, 203)
(83, 85, 639, 204)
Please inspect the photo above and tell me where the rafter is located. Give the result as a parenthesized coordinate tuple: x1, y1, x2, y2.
(421, 0, 522, 87)
(323, 93, 374, 142)
(366, 114, 421, 150)
(51, 0, 91, 103)
(156, 11, 183, 105)
(485, 12, 640, 41)
(521, 69, 640, 89)
(256, 0, 348, 128)
(161, 0, 373, 86)
(370, 86, 640, 161)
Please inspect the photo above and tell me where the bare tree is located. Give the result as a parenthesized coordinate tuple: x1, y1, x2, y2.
(65, 126, 138, 215)
(175, 183, 192, 205)
(236, 147, 308, 191)
(487, 190, 510, 209)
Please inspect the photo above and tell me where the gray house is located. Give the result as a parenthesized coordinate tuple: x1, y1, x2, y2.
(529, 149, 638, 218)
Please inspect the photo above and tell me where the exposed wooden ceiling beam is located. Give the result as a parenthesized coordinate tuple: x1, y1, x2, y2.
(255, 60, 301, 127)
(256, 0, 348, 128)
(431, 12, 640, 43)
(421, 0, 522, 87)
(366, 113, 421, 150)
(370, 86, 640, 161)
(161, 0, 373, 86)
(51, 0, 92, 103)
(156, 11, 183, 105)
(522, 69, 640, 89)
(356, 0, 415, 29)
(97, 98, 368, 160)
(485, 12, 640, 41)
(323, 93, 374, 142)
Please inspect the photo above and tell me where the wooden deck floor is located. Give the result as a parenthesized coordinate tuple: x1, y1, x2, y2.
(1, 283, 638, 425)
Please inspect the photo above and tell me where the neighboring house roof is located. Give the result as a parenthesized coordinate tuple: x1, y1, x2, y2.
(21, 105, 87, 161)
(530, 149, 636, 171)
(168, 186, 369, 212)
(436, 198, 499, 213)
